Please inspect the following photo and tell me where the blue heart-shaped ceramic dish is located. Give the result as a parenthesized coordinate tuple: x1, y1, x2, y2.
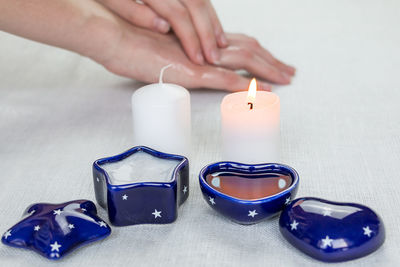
(199, 162, 299, 224)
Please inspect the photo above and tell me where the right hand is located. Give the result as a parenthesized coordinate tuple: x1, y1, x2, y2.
(97, 0, 228, 65)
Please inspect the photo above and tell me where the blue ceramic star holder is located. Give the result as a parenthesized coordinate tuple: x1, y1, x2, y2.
(199, 162, 299, 224)
(1, 200, 111, 260)
(93, 146, 189, 226)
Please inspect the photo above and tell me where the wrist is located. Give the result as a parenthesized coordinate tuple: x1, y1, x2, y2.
(76, 8, 123, 65)
(0, 0, 122, 65)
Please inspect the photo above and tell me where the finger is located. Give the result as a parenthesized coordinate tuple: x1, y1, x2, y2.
(180, 0, 220, 63)
(144, 0, 205, 65)
(256, 46, 296, 76)
(227, 33, 296, 75)
(206, 2, 228, 48)
(197, 66, 272, 92)
(217, 46, 291, 84)
(103, 0, 171, 33)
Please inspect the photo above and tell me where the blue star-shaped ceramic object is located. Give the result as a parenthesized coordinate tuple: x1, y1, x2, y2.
(1, 200, 111, 260)
(93, 146, 189, 226)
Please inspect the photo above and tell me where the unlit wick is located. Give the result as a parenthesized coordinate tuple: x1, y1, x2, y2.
(159, 63, 173, 84)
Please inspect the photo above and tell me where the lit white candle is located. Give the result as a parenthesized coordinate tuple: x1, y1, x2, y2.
(220, 78, 280, 163)
(132, 65, 191, 157)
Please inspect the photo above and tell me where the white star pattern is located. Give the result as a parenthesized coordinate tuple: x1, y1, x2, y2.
(285, 197, 291, 205)
(98, 221, 107, 227)
(363, 226, 373, 237)
(152, 209, 162, 218)
(96, 177, 100, 182)
(50, 241, 62, 252)
(248, 210, 258, 218)
(3, 230, 11, 239)
(322, 208, 332, 217)
(68, 224, 75, 229)
(122, 194, 128, 200)
(209, 197, 216, 205)
(290, 220, 299, 230)
(183, 185, 188, 194)
(50, 253, 60, 258)
(34, 225, 40, 231)
(53, 209, 62, 216)
(321, 236, 333, 249)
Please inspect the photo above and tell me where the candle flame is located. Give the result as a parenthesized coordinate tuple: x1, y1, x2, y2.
(247, 78, 257, 108)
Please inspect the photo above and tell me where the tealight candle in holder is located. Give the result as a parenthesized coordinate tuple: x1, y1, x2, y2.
(93, 146, 189, 226)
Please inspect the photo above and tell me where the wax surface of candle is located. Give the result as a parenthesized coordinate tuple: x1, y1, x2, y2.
(205, 172, 292, 200)
(221, 90, 280, 163)
(102, 151, 180, 185)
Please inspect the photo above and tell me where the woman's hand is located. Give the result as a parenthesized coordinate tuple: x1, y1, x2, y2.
(97, 0, 227, 65)
(95, 20, 295, 91)
(0, 0, 294, 91)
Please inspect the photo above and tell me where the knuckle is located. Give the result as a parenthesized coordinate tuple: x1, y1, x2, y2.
(224, 72, 240, 87)
(202, 28, 215, 40)
(193, 0, 207, 8)
(174, 5, 188, 17)
(236, 33, 248, 39)
(238, 48, 253, 60)
(125, 11, 137, 23)
(247, 37, 260, 48)
(183, 0, 207, 8)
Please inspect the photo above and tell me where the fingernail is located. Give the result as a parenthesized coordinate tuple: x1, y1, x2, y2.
(284, 65, 296, 76)
(288, 66, 296, 75)
(210, 49, 220, 64)
(281, 72, 291, 84)
(154, 17, 170, 33)
(196, 52, 205, 65)
(219, 33, 228, 47)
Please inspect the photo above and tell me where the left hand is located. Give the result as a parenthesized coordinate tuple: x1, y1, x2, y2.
(95, 19, 295, 91)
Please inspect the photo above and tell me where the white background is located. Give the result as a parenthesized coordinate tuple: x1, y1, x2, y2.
(0, 0, 399, 266)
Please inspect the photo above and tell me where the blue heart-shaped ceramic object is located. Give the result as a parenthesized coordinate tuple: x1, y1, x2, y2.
(199, 162, 299, 224)
(279, 197, 385, 262)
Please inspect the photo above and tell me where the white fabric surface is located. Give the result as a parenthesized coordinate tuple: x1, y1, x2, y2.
(0, 0, 399, 266)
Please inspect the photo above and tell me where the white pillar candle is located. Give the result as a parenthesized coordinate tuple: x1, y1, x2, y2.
(132, 65, 191, 157)
(220, 79, 280, 163)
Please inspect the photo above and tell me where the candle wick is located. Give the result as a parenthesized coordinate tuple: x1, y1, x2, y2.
(248, 102, 253, 110)
(159, 64, 173, 84)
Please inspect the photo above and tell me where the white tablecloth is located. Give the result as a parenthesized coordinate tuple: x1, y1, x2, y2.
(1, 0, 399, 266)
